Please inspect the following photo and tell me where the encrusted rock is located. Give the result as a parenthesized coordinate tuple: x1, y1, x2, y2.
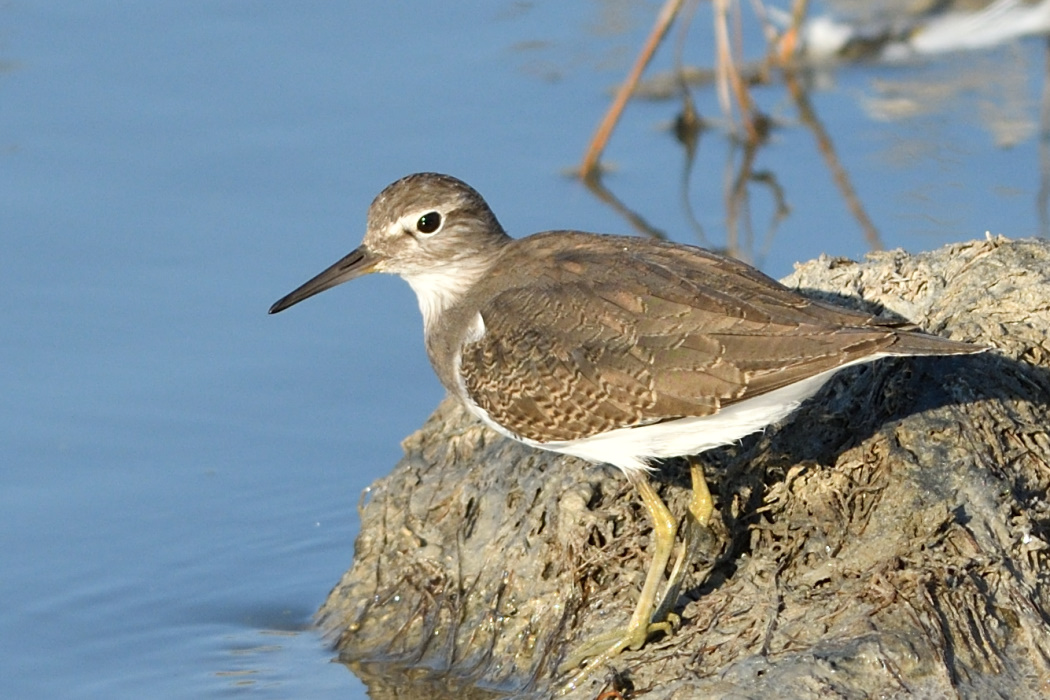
(320, 236, 1050, 699)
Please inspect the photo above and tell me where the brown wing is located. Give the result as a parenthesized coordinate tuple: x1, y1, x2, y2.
(459, 233, 911, 443)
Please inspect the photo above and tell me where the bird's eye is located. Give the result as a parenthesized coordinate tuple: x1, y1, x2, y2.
(416, 212, 442, 235)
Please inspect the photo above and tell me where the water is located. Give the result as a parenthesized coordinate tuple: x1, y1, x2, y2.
(1, 1, 1045, 697)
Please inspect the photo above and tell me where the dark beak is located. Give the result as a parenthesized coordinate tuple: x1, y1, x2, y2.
(269, 245, 379, 314)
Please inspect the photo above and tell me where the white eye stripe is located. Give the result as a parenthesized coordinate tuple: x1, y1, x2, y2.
(397, 210, 445, 238)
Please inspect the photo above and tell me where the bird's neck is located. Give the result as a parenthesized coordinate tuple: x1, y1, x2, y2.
(403, 244, 506, 336)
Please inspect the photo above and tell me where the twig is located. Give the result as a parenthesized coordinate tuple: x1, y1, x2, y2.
(784, 69, 883, 250)
(579, 0, 685, 179)
(1038, 36, 1050, 237)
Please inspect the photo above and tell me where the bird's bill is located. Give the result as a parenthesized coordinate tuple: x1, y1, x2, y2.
(269, 245, 379, 314)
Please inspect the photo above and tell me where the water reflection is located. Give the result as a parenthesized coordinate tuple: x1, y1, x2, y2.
(348, 661, 511, 700)
(571, 0, 1050, 264)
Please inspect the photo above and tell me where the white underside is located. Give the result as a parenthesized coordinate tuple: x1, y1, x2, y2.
(457, 353, 893, 476)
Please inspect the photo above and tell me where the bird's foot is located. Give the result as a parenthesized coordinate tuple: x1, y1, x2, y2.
(557, 613, 681, 694)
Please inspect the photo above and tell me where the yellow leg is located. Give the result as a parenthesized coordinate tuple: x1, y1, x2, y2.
(650, 457, 716, 625)
(561, 459, 719, 693)
(624, 475, 679, 645)
(688, 457, 714, 527)
(560, 473, 678, 683)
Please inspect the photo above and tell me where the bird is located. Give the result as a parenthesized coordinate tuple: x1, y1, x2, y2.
(269, 172, 982, 679)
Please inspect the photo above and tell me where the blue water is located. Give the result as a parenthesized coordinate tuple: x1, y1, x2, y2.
(1, 1, 1045, 697)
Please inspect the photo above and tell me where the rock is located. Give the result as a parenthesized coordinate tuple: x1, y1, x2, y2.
(318, 236, 1050, 699)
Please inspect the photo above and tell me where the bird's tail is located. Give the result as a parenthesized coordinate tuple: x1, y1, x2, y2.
(886, 329, 986, 357)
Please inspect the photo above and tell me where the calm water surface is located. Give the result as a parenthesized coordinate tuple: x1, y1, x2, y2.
(1, 1, 1045, 697)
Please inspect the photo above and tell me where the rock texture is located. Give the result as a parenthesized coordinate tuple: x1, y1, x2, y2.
(318, 236, 1050, 699)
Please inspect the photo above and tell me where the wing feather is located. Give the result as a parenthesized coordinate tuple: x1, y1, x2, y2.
(457, 234, 905, 442)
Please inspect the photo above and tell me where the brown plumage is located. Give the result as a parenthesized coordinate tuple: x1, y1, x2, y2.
(449, 230, 969, 444)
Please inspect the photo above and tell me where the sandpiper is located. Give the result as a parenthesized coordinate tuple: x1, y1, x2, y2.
(270, 172, 981, 677)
